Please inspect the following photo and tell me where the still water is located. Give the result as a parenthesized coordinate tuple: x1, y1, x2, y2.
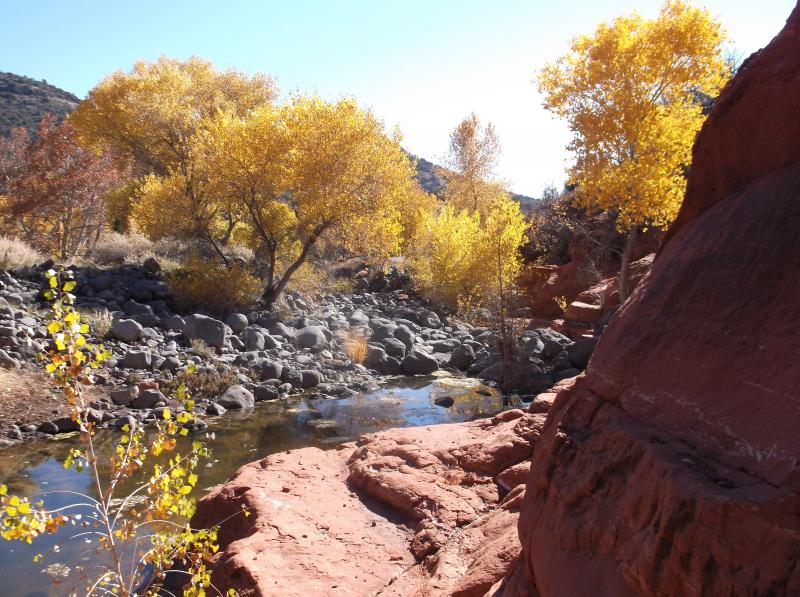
(0, 374, 515, 596)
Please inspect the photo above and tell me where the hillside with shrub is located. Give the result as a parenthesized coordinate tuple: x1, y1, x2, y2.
(0, 72, 79, 137)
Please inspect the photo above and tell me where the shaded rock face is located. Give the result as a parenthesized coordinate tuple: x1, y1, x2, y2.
(511, 6, 800, 595)
(192, 408, 548, 596)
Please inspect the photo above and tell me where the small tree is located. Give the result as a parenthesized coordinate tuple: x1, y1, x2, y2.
(538, 0, 728, 300)
(0, 115, 126, 258)
(0, 271, 242, 595)
(444, 113, 504, 215)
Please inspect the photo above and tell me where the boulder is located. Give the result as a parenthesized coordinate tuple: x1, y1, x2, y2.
(378, 337, 406, 359)
(184, 314, 227, 348)
(131, 389, 166, 409)
(432, 338, 460, 352)
(111, 319, 143, 342)
(110, 385, 139, 406)
(254, 385, 280, 402)
(120, 350, 151, 369)
(563, 300, 602, 324)
(192, 409, 547, 596)
(449, 343, 476, 370)
(216, 385, 255, 410)
(393, 325, 415, 349)
(401, 349, 439, 375)
(242, 327, 265, 351)
(280, 368, 303, 388)
(567, 336, 598, 369)
(299, 369, 322, 389)
(0, 349, 20, 370)
(296, 326, 329, 351)
(268, 322, 297, 340)
(253, 359, 282, 381)
(225, 313, 249, 334)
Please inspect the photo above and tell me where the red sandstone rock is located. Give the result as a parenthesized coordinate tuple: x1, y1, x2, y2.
(563, 300, 602, 324)
(573, 254, 654, 314)
(192, 409, 547, 595)
(510, 5, 800, 595)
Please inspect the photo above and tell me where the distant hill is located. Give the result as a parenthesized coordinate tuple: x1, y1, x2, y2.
(408, 152, 537, 213)
(0, 72, 80, 137)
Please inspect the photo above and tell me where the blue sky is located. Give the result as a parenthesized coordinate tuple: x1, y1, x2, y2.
(0, 0, 795, 196)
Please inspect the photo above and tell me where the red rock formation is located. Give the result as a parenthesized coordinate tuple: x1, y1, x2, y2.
(192, 409, 547, 596)
(510, 5, 800, 595)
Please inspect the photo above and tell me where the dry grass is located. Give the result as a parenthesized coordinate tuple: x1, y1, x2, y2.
(91, 231, 155, 265)
(189, 338, 216, 358)
(0, 236, 43, 269)
(344, 332, 368, 364)
(0, 367, 106, 435)
(78, 307, 114, 338)
(161, 367, 238, 400)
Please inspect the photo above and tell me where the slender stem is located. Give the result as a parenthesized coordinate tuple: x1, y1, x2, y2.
(86, 429, 127, 595)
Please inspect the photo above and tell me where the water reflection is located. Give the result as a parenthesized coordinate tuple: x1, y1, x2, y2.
(0, 375, 515, 597)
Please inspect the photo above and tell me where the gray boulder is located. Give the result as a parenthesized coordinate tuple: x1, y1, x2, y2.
(401, 349, 439, 375)
(369, 318, 397, 342)
(299, 369, 323, 388)
(111, 319, 143, 342)
(281, 368, 303, 387)
(418, 309, 442, 328)
(478, 362, 503, 382)
(184, 314, 227, 348)
(567, 337, 599, 369)
(160, 356, 181, 372)
(243, 327, 265, 351)
(225, 313, 249, 333)
(0, 349, 20, 370)
(164, 315, 186, 332)
(379, 337, 407, 359)
(296, 326, 329, 351)
(394, 325, 415, 349)
(254, 385, 280, 401)
(268, 322, 297, 340)
(450, 344, 476, 370)
(110, 385, 139, 406)
(432, 338, 460, 353)
(216, 385, 254, 410)
(253, 359, 282, 381)
(121, 350, 152, 369)
(131, 389, 166, 409)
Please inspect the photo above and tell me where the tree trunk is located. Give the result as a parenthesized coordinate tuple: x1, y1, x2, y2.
(260, 223, 329, 308)
(618, 227, 639, 303)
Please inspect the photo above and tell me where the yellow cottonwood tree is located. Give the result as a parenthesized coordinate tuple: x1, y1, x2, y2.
(538, 0, 727, 298)
(70, 57, 276, 258)
(411, 194, 526, 312)
(190, 96, 430, 305)
(444, 113, 504, 215)
(71, 56, 276, 175)
(410, 113, 527, 313)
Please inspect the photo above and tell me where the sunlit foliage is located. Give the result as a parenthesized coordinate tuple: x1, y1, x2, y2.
(0, 272, 245, 595)
(0, 115, 126, 258)
(538, 0, 728, 232)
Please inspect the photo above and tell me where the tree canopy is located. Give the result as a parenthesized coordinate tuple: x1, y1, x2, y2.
(538, 0, 728, 232)
(70, 58, 430, 304)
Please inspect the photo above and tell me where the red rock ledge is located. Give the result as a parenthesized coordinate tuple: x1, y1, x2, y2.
(192, 393, 556, 596)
